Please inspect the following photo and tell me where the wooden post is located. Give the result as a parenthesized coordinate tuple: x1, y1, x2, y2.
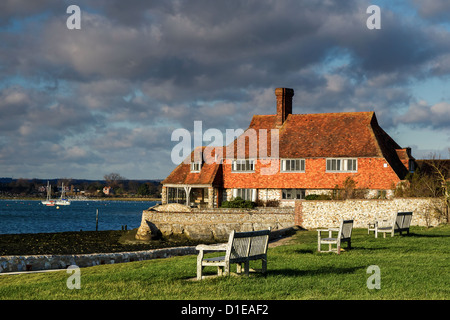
(96, 209, 99, 231)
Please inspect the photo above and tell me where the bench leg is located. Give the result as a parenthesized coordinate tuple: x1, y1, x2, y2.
(224, 262, 230, 276)
(262, 258, 267, 274)
(197, 265, 203, 280)
(244, 261, 250, 276)
(197, 252, 204, 280)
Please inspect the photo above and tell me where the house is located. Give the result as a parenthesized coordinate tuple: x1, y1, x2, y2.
(103, 186, 113, 195)
(161, 88, 414, 208)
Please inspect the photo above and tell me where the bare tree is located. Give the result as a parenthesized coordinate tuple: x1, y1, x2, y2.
(427, 152, 450, 223)
(104, 172, 125, 189)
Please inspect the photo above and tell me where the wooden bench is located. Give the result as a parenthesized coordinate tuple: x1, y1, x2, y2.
(195, 228, 271, 280)
(375, 212, 413, 238)
(317, 220, 353, 254)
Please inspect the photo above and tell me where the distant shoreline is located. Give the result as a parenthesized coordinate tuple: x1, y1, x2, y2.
(0, 197, 161, 202)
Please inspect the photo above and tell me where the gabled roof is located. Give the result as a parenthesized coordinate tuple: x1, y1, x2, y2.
(163, 110, 410, 185)
(227, 111, 409, 178)
(162, 147, 222, 186)
(230, 111, 383, 158)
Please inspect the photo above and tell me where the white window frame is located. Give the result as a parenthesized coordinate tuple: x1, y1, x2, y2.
(231, 159, 255, 172)
(281, 159, 305, 172)
(190, 161, 202, 173)
(326, 158, 358, 172)
(232, 188, 257, 202)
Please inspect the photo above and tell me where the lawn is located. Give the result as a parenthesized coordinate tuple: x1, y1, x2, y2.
(0, 225, 448, 301)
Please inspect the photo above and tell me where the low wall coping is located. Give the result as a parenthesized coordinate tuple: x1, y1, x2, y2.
(0, 246, 197, 274)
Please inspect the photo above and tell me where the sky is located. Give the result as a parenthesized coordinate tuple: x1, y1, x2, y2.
(0, 0, 449, 180)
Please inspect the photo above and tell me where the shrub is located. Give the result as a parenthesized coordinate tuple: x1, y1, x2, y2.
(221, 197, 256, 208)
(305, 194, 331, 200)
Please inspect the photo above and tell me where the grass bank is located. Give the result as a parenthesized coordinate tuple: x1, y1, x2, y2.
(0, 225, 448, 300)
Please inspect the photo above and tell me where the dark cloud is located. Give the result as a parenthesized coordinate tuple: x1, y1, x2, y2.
(0, 0, 449, 179)
(413, 0, 450, 22)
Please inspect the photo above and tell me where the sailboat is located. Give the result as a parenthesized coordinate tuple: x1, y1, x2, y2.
(41, 181, 56, 206)
(56, 182, 71, 206)
(41, 181, 71, 206)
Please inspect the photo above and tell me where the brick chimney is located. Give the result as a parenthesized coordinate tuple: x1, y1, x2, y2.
(275, 88, 294, 126)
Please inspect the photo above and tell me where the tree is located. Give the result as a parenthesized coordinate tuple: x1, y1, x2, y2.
(396, 152, 450, 224)
(427, 155, 450, 223)
(137, 183, 150, 196)
(104, 173, 125, 189)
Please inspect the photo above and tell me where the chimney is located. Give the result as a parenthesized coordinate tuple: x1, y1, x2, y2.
(275, 88, 294, 126)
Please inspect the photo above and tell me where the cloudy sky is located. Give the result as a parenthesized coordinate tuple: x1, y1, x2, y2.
(1, 0, 449, 180)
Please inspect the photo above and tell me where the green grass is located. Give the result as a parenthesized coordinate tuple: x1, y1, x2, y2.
(0, 225, 449, 300)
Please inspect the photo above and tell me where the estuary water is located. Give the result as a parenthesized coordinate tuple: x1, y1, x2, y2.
(0, 199, 158, 234)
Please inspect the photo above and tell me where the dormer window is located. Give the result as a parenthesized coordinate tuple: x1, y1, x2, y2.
(232, 159, 255, 172)
(281, 159, 305, 172)
(326, 158, 357, 172)
(191, 161, 202, 172)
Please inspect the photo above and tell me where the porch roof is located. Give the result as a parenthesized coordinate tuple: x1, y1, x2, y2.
(162, 147, 222, 186)
(164, 184, 212, 188)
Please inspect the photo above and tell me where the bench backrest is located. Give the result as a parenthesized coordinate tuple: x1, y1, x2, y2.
(394, 212, 413, 230)
(339, 220, 354, 241)
(225, 229, 271, 263)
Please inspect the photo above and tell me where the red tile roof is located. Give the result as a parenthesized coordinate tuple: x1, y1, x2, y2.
(163, 110, 409, 185)
(162, 147, 222, 186)
(229, 111, 409, 178)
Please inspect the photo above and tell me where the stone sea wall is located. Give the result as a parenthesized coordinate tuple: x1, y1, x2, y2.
(136, 203, 295, 241)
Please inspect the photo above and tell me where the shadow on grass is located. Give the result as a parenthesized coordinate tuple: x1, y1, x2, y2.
(407, 233, 450, 238)
(185, 265, 366, 281)
(268, 265, 366, 277)
(293, 246, 390, 254)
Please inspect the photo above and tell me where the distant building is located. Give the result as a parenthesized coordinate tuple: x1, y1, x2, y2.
(103, 186, 113, 195)
(162, 87, 414, 208)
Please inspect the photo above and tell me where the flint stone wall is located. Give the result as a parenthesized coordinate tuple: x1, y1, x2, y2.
(296, 198, 445, 229)
(136, 204, 295, 241)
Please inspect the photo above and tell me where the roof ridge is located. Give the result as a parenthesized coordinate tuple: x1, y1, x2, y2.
(252, 110, 375, 118)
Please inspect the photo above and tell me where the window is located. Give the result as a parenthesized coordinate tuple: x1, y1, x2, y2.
(282, 189, 305, 200)
(281, 159, 305, 172)
(233, 188, 257, 201)
(191, 161, 202, 172)
(232, 159, 255, 172)
(326, 158, 357, 172)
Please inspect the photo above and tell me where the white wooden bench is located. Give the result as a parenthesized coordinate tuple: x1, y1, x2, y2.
(195, 228, 271, 280)
(317, 220, 353, 254)
(375, 212, 413, 238)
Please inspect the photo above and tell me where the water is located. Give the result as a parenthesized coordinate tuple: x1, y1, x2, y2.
(0, 199, 158, 234)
